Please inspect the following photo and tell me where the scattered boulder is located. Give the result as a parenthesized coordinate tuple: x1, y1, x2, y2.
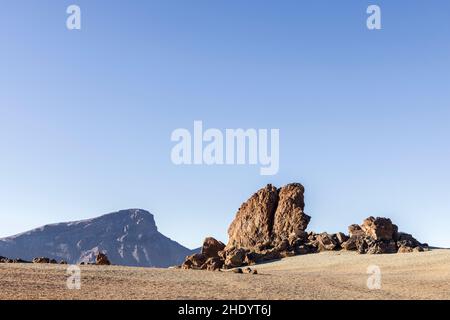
(204, 257, 224, 271)
(182, 253, 207, 270)
(232, 268, 243, 274)
(366, 240, 398, 254)
(95, 253, 111, 265)
(316, 233, 338, 251)
(201, 237, 226, 258)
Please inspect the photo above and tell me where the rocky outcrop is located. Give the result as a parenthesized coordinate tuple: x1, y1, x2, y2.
(180, 183, 427, 272)
(227, 183, 310, 250)
(272, 184, 310, 243)
(227, 185, 279, 249)
(201, 237, 225, 258)
(361, 217, 398, 241)
(342, 217, 427, 254)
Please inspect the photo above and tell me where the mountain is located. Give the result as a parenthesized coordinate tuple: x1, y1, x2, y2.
(0, 209, 196, 267)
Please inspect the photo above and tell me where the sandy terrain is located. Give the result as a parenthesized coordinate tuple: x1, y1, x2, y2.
(1, 249, 449, 300)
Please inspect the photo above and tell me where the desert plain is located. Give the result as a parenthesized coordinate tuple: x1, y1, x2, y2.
(1, 249, 449, 300)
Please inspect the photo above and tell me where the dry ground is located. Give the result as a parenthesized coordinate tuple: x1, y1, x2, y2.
(1, 249, 449, 300)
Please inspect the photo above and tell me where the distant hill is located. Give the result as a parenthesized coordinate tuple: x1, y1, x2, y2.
(0, 209, 196, 267)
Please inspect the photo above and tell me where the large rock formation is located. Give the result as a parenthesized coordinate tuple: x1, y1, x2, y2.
(182, 183, 313, 270)
(181, 183, 427, 272)
(0, 209, 196, 267)
(227, 184, 279, 249)
(227, 183, 310, 250)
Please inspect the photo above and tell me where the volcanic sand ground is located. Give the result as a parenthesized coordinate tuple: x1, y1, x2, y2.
(1, 249, 449, 300)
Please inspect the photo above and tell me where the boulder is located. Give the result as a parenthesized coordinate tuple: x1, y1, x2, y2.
(366, 240, 398, 254)
(95, 253, 111, 265)
(341, 236, 359, 251)
(227, 183, 311, 250)
(272, 183, 311, 243)
(335, 232, 349, 245)
(201, 237, 226, 258)
(204, 257, 224, 271)
(316, 233, 338, 251)
(348, 224, 364, 237)
(227, 184, 278, 249)
(183, 253, 207, 270)
(361, 217, 396, 241)
(396, 232, 422, 248)
(224, 248, 246, 269)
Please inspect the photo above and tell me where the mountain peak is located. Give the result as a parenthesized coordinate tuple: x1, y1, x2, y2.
(0, 209, 192, 267)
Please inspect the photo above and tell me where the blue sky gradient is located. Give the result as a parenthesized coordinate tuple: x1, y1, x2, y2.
(1, 0, 449, 248)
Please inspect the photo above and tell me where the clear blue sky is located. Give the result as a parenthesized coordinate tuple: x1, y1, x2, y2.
(1, 0, 449, 249)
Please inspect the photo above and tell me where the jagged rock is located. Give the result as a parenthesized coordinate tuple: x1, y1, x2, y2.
(232, 268, 243, 274)
(227, 183, 310, 250)
(397, 232, 421, 248)
(49, 259, 58, 264)
(316, 233, 338, 251)
(183, 253, 207, 270)
(201, 237, 226, 258)
(59, 260, 68, 265)
(272, 183, 311, 243)
(224, 248, 246, 269)
(335, 232, 349, 245)
(366, 240, 398, 254)
(227, 184, 279, 249)
(348, 224, 364, 237)
(341, 236, 358, 251)
(95, 253, 111, 265)
(204, 257, 224, 271)
(361, 217, 397, 241)
(288, 231, 308, 247)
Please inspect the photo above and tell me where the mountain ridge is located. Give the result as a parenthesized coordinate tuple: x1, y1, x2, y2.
(0, 209, 196, 267)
